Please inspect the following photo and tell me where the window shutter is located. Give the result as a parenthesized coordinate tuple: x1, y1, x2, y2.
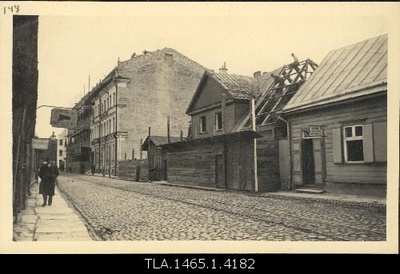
(373, 121, 387, 162)
(363, 123, 374, 163)
(332, 128, 343, 164)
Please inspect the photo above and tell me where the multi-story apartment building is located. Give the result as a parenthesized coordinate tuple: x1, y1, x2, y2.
(65, 95, 93, 173)
(57, 129, 68, 171)
(89, 47, 206, 176)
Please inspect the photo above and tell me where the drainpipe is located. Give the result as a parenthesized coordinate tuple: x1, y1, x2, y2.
(251, 98, 258, 193)
(97, 97, 101, 173)
(114, 79, 118, 176)
(277, 115, 292, 190)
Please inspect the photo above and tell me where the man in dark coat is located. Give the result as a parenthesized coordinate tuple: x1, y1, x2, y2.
(38, 158, 59, 206)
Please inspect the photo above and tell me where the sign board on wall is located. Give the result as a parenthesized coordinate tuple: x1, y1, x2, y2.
(32, 138, 49, 150)
(50, 108, 78, 129)
(302, 125, 324, 139)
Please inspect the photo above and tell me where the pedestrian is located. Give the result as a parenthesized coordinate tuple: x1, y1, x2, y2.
(91, 164, 95, 176)
(38, 158, 59, 206)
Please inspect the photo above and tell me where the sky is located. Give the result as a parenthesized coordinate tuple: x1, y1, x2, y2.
(34, 2, 397, 138)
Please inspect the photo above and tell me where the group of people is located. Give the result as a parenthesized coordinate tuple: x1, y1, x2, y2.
(37, 158, 59, 207)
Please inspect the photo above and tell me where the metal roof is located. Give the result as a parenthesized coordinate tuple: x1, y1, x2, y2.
(283, 34, 387, 112)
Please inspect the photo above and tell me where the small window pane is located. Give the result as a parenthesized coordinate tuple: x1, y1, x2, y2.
(355, 126, 363, 137)
(346, 140, 364, 161)
(344, 127, 352, 137)
(215, 112, 223, 130)
(200, 116, 206, 133)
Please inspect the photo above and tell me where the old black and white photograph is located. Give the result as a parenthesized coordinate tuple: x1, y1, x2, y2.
(1, 2, 398, 254)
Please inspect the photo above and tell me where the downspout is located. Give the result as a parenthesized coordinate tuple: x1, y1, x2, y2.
(277, 115, 292, 190)
(114, 78, 118, 176)
(251, 98, 258, 193)
(97, 97, 101, 173)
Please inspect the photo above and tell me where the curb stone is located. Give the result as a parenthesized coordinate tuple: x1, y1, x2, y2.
(261, 193, 386, 211)
(56, 184, 103, 241)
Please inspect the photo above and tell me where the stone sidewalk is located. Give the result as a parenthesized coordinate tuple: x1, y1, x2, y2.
(155, 180, 386, 209)
(13, 181, 93, 241)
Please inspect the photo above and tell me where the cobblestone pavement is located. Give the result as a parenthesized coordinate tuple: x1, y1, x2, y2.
(57, 174, 386, 241)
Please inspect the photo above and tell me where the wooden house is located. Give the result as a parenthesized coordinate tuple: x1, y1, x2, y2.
(282, 34, 387, 197)
(160, 59, 318, 192)
(233, 59, 318, 191)
(141, 135, 181, 181)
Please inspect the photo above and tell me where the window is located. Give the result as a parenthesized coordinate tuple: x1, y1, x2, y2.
(59, 139, 63, 146)
(59, 150, 63, 157)
(215, 112, 223, 131)
(199, 116, 207, 133)
(343, 125, 364, 162)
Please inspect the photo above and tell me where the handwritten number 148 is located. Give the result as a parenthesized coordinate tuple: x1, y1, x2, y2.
(3, 5, 20, 15)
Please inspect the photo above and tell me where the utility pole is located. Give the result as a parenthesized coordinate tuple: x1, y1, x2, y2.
(167, 115, 171, 144)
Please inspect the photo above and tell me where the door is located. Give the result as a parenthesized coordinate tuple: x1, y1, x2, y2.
(312, 138, 325, 185)
(301, 139, 315, 184)
(162, 160, 168, 181)
(215, 154, 225, 189)
(152, 154, 162, 181)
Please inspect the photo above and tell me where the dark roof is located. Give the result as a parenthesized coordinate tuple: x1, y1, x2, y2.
(209, 72, 255, 100)
(186, 70, 256, 114)
(284, 34, 387, 112)
(141, 135, 182, 151)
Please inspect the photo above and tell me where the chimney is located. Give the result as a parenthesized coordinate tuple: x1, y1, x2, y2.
(219, 62, 228, 73)
(253, 71, 261, 78)
(164, 52, 173, 61)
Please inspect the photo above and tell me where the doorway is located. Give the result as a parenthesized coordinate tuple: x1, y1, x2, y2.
(301, 139, 315, 184)
(215, 154, 225, 189)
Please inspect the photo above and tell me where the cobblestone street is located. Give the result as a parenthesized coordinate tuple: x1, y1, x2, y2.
(57, 174, 386, 241)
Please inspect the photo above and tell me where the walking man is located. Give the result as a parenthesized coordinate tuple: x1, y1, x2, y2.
(38, 158, 59, 206)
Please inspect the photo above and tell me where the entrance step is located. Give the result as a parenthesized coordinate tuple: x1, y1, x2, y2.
(295, 188, 326, 194)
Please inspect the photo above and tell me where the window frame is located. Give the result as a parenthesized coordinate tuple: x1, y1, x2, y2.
(343, 124, 364, 164)
(215, 111, 223, 131)
(199, 116, 207, 134)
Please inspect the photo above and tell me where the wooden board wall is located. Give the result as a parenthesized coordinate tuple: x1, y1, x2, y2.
(165, 137, 255, 191)
(256, 129, 281, 192)
(288, 94, 387, 185)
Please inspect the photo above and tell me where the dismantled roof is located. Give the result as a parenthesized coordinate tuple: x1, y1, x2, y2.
(284, 34, 387, 112)
(233, 58, 318, 131)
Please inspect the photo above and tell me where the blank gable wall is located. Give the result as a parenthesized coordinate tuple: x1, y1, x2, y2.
(191, 76, 227, 111)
